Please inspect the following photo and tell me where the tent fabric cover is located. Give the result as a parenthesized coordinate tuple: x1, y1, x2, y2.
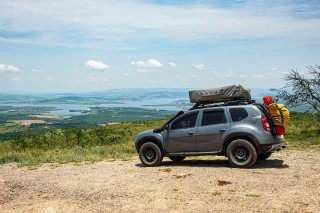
(189, 85, 251, 103)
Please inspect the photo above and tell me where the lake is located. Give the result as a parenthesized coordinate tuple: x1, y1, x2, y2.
(0, 98, 189, 116)
(0, 95, 307, 117)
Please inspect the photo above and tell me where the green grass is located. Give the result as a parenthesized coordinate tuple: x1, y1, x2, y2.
(0, 122, 24, 133)
(227, 189, 237, 193)
(0, 119, 166, 166)
(285, 112, 320, 151)
(245, 194, 261, 198)
(0, 112, 319, 167)
(212, 191, 222, 196)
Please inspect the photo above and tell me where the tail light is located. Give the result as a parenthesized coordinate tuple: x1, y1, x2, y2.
(262, 118, 270, 131)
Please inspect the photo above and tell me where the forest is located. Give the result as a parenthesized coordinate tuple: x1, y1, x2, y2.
(0, 105, 176, 142)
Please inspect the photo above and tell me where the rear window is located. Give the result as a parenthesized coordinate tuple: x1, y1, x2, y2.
(229, 108, 248, 122)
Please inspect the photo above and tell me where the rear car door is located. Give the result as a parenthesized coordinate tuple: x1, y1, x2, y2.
(165, 111, 199, 153)
(196, 108, 230, 152)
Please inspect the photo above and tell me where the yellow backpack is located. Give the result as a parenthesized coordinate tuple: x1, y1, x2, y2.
(268, 103, 290, 126)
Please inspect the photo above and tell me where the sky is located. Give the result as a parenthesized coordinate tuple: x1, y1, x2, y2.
(0, 0, 319, 93)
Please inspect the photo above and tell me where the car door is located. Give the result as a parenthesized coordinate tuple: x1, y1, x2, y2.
(196, 108, 230, 152)
(164, 111, 199, 153)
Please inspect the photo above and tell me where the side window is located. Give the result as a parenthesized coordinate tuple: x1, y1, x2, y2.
(229, 108, 248, 122)
(171, 113, 198, 130)
(201, 110, 226, 126)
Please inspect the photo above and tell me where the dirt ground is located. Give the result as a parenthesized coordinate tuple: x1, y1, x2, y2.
(0, 150, 319, 213)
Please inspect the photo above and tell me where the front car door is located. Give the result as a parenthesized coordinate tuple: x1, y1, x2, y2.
(196, 108, 230, 152)
(164, 111, 199, 153)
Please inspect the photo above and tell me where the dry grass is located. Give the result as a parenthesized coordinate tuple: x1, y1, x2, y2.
(28, 115, 62, 119)
(6, 120, 49, 126)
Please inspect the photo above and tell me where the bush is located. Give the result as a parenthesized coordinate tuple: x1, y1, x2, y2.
(285, 112, 320, 150)
(0, 119, 166, 165)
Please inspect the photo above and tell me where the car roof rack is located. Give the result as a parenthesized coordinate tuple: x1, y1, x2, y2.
(189, 99, 255, 111)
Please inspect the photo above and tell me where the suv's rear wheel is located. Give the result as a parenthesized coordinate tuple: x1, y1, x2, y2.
(139, 142, 163, 167)
(227, 139, 257, 168)
(257, 152, 272, 161)
(169, 156, 186, 162)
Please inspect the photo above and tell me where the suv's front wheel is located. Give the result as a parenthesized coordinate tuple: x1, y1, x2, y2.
(139, 142, 163, 167)
(227, 139, 257, 168)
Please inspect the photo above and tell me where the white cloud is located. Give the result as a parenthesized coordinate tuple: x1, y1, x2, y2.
(0, 64, 20, 72)
(131, 61, 145, 67)
(270, 67, 279, 71)
(253, 74, 266, 80)
(11, 77, 31, 82)
(86, 60, 109, 71)
(31, 69, 45, 72)
(193, 62, 207, 70)
(269, 67, 291, 74)
(280, 71, 290, 75)
(168, 62, 177, 67)
(86, 76, 109, 82)
(131, 59, 163, 68)
(1, 1, 319, 49)
(224, 71, 234, 78)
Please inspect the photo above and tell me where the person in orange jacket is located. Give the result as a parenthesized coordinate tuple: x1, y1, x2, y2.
(262, 96, 286, 138)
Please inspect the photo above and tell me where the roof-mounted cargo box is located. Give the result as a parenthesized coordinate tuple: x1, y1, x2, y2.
(189, 85, 251, 104)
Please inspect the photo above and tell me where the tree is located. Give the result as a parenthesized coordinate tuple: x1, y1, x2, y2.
(272, 65, 320, 112)
(74, 128, 83, 147)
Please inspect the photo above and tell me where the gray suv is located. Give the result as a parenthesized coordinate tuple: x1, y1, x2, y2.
(135, 102, 284, 168)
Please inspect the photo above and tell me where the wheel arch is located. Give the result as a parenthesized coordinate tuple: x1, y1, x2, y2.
(136, 136, 164, 154)
(222, 133, 261, 156)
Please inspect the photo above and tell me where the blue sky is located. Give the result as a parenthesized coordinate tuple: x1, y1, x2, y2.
(0, 0, 319, 92)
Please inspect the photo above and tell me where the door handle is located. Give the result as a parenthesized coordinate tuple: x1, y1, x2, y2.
(188, 132, 195, 136)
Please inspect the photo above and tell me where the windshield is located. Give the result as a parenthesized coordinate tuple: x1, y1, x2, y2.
(153, 111, 184, 133)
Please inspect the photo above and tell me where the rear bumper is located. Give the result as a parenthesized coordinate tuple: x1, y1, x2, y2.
(259, 136, 286, 153)
(270, 143, 283, 152)
(259, 142, 284, 153)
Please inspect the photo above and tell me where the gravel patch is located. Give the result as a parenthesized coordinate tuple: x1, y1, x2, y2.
(0, 150, 319, 212)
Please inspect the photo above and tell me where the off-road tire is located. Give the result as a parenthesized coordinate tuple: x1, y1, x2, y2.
(257, 152, 272, 161)
(227, 139, 257, 168)
(139, 142, 163, 167)
(169, 156, 186, 162)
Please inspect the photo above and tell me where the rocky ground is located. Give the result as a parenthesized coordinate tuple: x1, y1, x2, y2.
(0, 150, 319, 212)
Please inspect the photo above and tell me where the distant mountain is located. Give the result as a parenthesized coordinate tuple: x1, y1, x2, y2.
(0, 88, 276, 104)
(0, 88, 308, 111)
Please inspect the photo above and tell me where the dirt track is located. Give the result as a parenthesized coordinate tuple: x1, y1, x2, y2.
(0, 150, 319, 212)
